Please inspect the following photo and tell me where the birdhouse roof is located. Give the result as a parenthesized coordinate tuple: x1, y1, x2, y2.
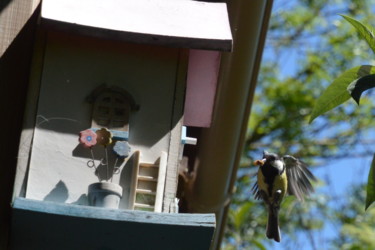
(41, 0, 233, 51)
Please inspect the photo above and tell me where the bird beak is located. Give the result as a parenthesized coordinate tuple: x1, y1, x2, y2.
(254, 159, 265, 166)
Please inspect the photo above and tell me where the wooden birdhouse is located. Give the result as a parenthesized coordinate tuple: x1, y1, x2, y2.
(10, 0, 232, 249)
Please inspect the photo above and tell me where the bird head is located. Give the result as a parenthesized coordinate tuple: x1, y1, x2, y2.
(263, 151, 278, 161)
(262, 151, 284, 171)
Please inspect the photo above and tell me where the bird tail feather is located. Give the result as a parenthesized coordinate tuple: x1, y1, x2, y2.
(266, 206, 281, 242)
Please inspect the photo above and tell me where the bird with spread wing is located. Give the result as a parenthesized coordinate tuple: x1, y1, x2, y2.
(252, 151, 316, 242)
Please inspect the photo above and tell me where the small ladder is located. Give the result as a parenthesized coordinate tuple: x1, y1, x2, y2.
(132, 152, 167, 212)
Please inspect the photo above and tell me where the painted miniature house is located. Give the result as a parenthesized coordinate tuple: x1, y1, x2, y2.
(10, 0, 232, 249)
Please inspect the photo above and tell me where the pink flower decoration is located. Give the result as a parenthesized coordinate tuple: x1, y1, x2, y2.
(79, 129, 97, 148)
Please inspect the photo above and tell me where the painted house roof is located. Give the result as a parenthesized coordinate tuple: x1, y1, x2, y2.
(41, 0, 233, 51)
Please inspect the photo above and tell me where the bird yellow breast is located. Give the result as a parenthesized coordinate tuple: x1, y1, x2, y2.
(257, 169, 287, 203)
(272, 171, 287, 201)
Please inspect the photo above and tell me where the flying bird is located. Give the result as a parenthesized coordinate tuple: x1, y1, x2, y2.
(252, 151, 316, 242)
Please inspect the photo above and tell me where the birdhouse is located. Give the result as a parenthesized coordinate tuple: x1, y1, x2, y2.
(10, 0, 232, 249)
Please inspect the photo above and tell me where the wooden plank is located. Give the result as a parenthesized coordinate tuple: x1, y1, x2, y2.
(138, 176, 157, 182)
(134, 203, 154, 209)
(12, 29, 47, 201)
(136, 189, 156, 195)
(0, 0, 40, 56)
(40, 0, 232, 51)
(154, 151, 168, 212)
(163, 49, 189, 212)
(11, 198, 215, 250)
(13, 198, 215, 228)
(140, 163, 159, 168)
(0, 1, 40, 248)
(129, 151, 140, 210)
(184, 49, 221, 127)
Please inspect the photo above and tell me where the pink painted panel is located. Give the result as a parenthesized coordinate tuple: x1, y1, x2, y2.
(184, 49, 221, 127)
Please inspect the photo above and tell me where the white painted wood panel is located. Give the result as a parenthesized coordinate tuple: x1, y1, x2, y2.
(25, 32, 183, 208)
(40, 0, 232, 51)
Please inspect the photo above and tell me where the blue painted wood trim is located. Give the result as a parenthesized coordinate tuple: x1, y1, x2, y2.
(90, 128, 129, 141)
(11, 198, 215, 250)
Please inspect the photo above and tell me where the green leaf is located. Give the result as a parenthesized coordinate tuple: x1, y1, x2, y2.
(233, 202, 253, 230)
(309, 65, 375, 123)
(365, 153, 375, 210)
(340, 14, 375, 55)
(347, 74, 375, 104)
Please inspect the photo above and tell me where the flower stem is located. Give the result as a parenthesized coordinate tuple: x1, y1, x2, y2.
(104, 146, 109, 181)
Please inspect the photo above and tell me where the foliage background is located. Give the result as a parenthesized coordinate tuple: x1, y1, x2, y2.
(222, 0, 375, 249)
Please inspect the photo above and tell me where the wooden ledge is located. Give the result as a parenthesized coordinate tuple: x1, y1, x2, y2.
(11, 198, 216, 249)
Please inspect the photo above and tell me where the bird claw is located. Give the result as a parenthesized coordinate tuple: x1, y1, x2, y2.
(273, 189, 282, 207)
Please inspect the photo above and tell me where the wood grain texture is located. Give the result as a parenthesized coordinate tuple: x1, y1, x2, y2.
(11, 198, 215, 250)
(40, 0, 232, 51)
(0, 0, 40, 56)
